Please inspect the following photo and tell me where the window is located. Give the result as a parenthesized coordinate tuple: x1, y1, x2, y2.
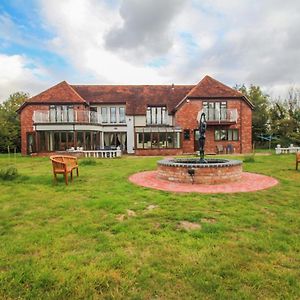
(85, 132, 91, 149)
(50, 105, 56, 122)
(151, 132, 159, 148)
(144, 132, 151, 148)
(56, 106, 62, 122)
(49, 105, 74, 122)
(156, 107, 162, 124)
(146, 106, 167, 125)
(137, 133, 144, 148)
(92, 132, 98, 150)
(61, 106, 67, 121)
(184, 129, 190, 140)
(215, 129, 239, 141)
(167, 132, 174, 148)
(159, 132, 167, 148)
(101, 106, 126, 123)
(203, 101, 227, 121)
(37, 131, 53, 152)
(101, 107, 108, 123)
(38, 132, 46, 151)
(54, 132, 60, 150)
(135, 128, 181, 149)
(77, 132, 84, 147)
(68, 106, 74, 122)
(119, 107, 126, 123)
(110, 107, 116, 123)
(103, 132, 126, 150)
(90, 107, 98, 123)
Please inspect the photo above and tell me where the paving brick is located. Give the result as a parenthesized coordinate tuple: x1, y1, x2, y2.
(129, 171, 278, 194)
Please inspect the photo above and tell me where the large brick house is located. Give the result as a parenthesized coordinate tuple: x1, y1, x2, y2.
(18, 75, 253, 156)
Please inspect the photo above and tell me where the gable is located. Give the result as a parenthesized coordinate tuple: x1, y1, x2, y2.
(187, 75, 243, 98)
(175, 75, 254, 110)
(17, 81, 87, 112)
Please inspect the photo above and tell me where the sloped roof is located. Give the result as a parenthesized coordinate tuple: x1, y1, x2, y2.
(71, 85, 194, 114)
(187, 75, 244, 98)
(17, 81, 86, 112)
(18, 75, 253, 113)
(174, 75, 254, 109)
(27, 81, 86, 104)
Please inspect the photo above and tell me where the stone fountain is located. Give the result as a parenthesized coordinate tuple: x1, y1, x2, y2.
(157, 112, 243, 184)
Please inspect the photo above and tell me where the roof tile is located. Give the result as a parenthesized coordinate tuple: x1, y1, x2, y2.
(19, 76, 253, 113)
(28, 81, 86, 104)
(71, 85, 193, 114)
(187, 75, 244, 98)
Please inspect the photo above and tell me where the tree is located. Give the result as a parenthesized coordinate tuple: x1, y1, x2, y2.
(269, 88, 300, 145)
(234, 84, 270, 142)
(0, 92, 29, 152)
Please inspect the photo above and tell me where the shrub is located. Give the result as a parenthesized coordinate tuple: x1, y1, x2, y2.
(243, 155, 255, 163)
(80, 158, 97, 166)
(0, 166, 18, 180)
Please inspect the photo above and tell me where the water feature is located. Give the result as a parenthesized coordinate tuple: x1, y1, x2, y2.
(157, 112, 243, 184)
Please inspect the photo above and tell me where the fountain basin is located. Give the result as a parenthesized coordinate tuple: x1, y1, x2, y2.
(157, 158, 242, 184)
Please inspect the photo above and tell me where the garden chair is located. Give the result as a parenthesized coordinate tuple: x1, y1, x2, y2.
(226, 144, 234, 154)
(50, 155, 79, 185)
(216, 145, 224, 154)
(296, 152, 300, 170)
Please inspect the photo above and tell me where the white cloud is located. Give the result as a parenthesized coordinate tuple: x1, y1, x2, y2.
(2, 0, 298, 99)
(160, 0, 300, 93)
(0, 54, 50, 101)
(104, 0, 187, 59)
(39, 0, 177, 84)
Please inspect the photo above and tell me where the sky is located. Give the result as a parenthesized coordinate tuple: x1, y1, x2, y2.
(0, 0, 299, 102)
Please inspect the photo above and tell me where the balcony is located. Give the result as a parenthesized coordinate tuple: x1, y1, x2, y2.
(33, 110, 126, 125)
(200, 108, 238, 125)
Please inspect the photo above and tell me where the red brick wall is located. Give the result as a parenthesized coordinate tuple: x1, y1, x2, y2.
(20, 105, 47, 155)
(240, 101, 252, 153)
(174, 99, 252, 154)
(175, 100, 201, 153)
(157, 163, 242, 184)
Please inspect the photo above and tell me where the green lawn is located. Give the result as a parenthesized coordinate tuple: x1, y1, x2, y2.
(0, 154, 300, 299)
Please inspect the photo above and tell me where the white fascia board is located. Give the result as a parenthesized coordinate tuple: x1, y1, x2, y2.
(35, 124, 74, 131)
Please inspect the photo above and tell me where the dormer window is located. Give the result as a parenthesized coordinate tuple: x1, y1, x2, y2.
(146, 106, 167, 125)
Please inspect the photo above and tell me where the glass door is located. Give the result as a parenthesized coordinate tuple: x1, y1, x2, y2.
(27, 133, 36, 154)
(104, 132, 127, 151)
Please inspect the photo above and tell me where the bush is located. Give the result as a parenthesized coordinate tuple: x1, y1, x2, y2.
(243, 155, 255, 163)
(0, 166, 18, 180)
(79, 158, 97, 166)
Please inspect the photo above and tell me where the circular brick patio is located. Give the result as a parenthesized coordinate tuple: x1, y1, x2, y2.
(129, 171, 278, 194)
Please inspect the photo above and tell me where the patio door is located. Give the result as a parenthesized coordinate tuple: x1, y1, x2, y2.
(27, 132, 36, 154)
(103, 132, 127, 151)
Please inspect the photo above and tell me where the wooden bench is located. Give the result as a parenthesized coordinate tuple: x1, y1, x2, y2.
(296, 153, 300, 170)
(50, 155, 79, 185)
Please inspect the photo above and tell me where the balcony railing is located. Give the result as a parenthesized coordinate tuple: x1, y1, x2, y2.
(200, 108, 238, 123)
(33, 111, 126, 124)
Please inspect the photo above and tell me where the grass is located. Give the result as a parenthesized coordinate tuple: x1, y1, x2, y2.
(0, 153, 300, 299)
(243, 154, 256, 163)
